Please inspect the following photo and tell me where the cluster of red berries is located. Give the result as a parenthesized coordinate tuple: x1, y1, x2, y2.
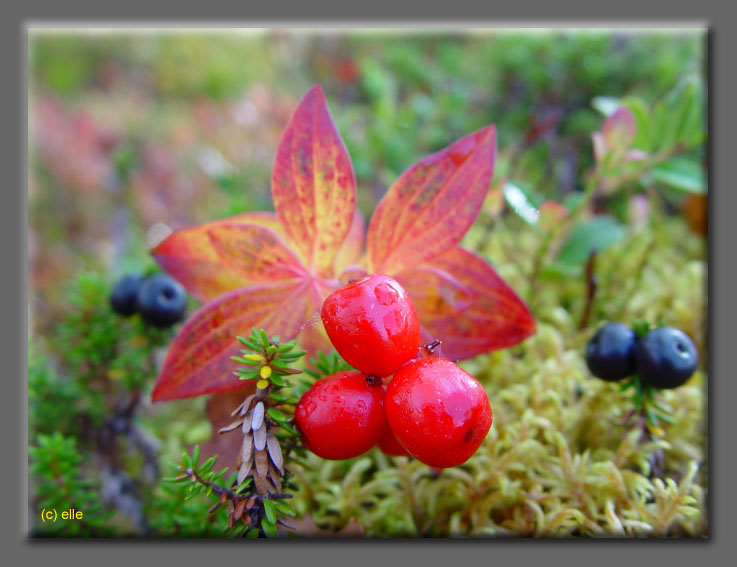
(294, 274, 493, 469)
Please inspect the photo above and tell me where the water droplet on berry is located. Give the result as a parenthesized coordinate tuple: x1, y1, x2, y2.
(374, 282, 399, 306)
(302, 401, 317, 417)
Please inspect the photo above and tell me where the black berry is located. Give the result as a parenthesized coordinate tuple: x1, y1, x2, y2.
(136, 274, 187, 328)
(585, 323, 637, 382)
(110, 274, 144, 317)
(636, 327, 699, 389)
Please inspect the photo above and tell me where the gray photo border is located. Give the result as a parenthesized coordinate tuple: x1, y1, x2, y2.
(5, 1, 734, 566)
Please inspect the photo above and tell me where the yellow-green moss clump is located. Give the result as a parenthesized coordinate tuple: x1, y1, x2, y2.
(290, 213, 707, 537)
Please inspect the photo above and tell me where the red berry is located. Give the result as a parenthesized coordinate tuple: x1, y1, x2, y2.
(384, 358, 492, 468)
(321, 274, 421, 377)
(376, 385, 412, 457)
(295, 372, 385, 460)
(377, 426, 411, 457)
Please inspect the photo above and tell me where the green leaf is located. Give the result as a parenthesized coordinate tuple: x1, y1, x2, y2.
(556, 216, 625, 266)
(674, 77, 704, 148)
(266, 408, 288, 423)
(259, 329, 270, 347)
(267, 392, 291, 403)
(261, 518, 278, 538)
(200, 456, 217, 474)
(192, 445, 200, 468)
(653, 91, 682, 152)
(620, 96, 652, 152)
(237, 336, 261, 351)
(645, 407, 659, 427)
(232, 356, 262, 366)
(592, 96, 621, 116)
(648, 157, 705, 194)
(273, 501, 297, 517)
(277, 341, 297, 353)
(263, 499, 277, 524)
(236, 370, 260, 382)
(631, 320, 651, 337)
(653, 79, 704, 153)
(654, 410, 676, 424)
(279, 423, 300, 437)
(277, 351, 305, 361)
(540, 262, 582, 281)
(270, 374, 288, 388)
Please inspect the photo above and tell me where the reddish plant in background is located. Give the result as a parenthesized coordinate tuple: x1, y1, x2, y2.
(151, 85, 535, 402)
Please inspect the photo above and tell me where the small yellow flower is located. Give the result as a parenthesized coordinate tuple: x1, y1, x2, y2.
(256, 379, 269, 390)
(260, 366, 272, 379)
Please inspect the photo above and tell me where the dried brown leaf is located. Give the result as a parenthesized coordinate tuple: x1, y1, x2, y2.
(253, 471, 271, 496)
(218, 418, 244, 434)
(255, 449, 269, 479)
(242, 409, 254, 433)
(232, 394, 256, 417)
(234, 498, 247, 521)
(266, 434, 283, 473)
(252, 401, 265, 431)
(254, 423, 267, 450)
(268, 463, 283, 493)
(209, 491, 228, 513)
(237, 457, 253, 485)
(230, 401, 245, 418)
(241, 433, 253, 468)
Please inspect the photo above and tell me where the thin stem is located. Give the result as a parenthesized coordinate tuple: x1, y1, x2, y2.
(609, 232, 657, 323)
(182, 466, 240, 504)
(578, 249, 598, 330)
(528, 169, 601, 301)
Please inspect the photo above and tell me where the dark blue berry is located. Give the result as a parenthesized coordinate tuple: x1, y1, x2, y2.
(636, 327, 699, 389)
(136, 274, 187, 328)
(110, 274, 144, 317)
(585, 323, 637, 381)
